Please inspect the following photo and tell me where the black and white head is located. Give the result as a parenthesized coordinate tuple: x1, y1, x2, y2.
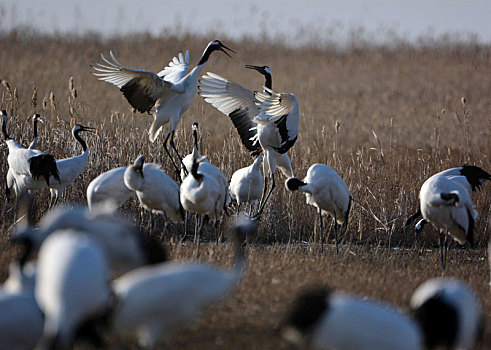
(285, 177, 307, 192)
(204, 39, 235, 58)
(280, 287, 330, 346)
(414, 218, 427, 234)
(1, 109, 7, 121)
(32, 113, 44, 123)
(245, 65, 272, 77)
(73, 123, 95, 135)
(192, 122, 200, 146)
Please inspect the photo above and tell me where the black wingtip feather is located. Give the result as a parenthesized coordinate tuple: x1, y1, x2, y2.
(229, 107, 262, 155)
(121, 78, 156, 114)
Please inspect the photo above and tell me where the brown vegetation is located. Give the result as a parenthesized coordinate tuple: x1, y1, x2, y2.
(0, 31, 490, 348)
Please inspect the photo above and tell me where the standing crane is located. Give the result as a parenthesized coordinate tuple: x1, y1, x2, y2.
(229, 154, 263, 213)
(2, 110, 60, 209)
(405, 165, 490, 230)
(6, 113, 44, 202)
(416, 166, 489, 269)
(180, 154, 229, 257)
(285, 164, 351, 253)
(124, 155, 184, 241)
(48, 124, 95, 208)
(91, 40, 235, 173)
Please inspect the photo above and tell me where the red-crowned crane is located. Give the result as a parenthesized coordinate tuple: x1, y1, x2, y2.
(1, 110, 60, 208)
(48, 124, 95, 208)
(281, 287, 423, 350)
(405, 165, 490, 230)
(124, 155, 184, 240)
(180, 153, 229, 257)
(229, 154, 263, 213)
(415, 165, 489, 269)
(285, 164, 351, 253)
(6, 113, 44, 202)
(199, 66, 298, 217)
(91, 40, 234, 173)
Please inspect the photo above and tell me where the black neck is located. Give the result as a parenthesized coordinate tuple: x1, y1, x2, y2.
(264, 74, 272, 90)
(2, 118, 11, 140)
(33, 119, 38, 138)
(74, 130, 87, 152)
(193, 129, 198, 150)
(191, 159, 203, 184)
(198, 45, 216, 66)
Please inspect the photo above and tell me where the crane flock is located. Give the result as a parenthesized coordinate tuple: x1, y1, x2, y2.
(0, 38, 489, 350)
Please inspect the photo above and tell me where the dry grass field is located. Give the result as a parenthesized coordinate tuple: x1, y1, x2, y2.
(0, 31, 490, 349)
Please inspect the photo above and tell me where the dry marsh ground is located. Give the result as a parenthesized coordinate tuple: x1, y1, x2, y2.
(0, 31, 490, 348)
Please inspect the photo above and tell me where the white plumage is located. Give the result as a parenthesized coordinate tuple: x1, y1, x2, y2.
(35, 231, 113, 349)
(0, 261, 43, 350)
(406, 165, 490, 231)
(199, 68, 298, 216)
(416, 165, 490, 269)
(180, 154, 229, 255)
(411, 278, 483, 349)
(6, 113, 44, 202)
(282, 288, 423, 350)
(229, 154, 263, 209)
(109, 217, 250, 349)
(2, 110, 60, 200)
(48, 124, 95, 208)
(124, 155, 184, 238)
(286, 164, 351, 253)
(87, 166, 134, 210)
(91, 40, 234, 172)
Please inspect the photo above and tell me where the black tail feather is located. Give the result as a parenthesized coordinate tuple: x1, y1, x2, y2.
(460, 165, 491, 192)
(29, 154, 60, 186)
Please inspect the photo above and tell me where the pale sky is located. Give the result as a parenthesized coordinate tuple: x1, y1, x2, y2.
(0, 0, 490, 46)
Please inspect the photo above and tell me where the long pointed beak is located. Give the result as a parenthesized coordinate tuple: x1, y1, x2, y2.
(245, 64, 262, 71)
(37, 118, 45, 124)
(82, 126, 96, 132)
(220, 44, 235, 58)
